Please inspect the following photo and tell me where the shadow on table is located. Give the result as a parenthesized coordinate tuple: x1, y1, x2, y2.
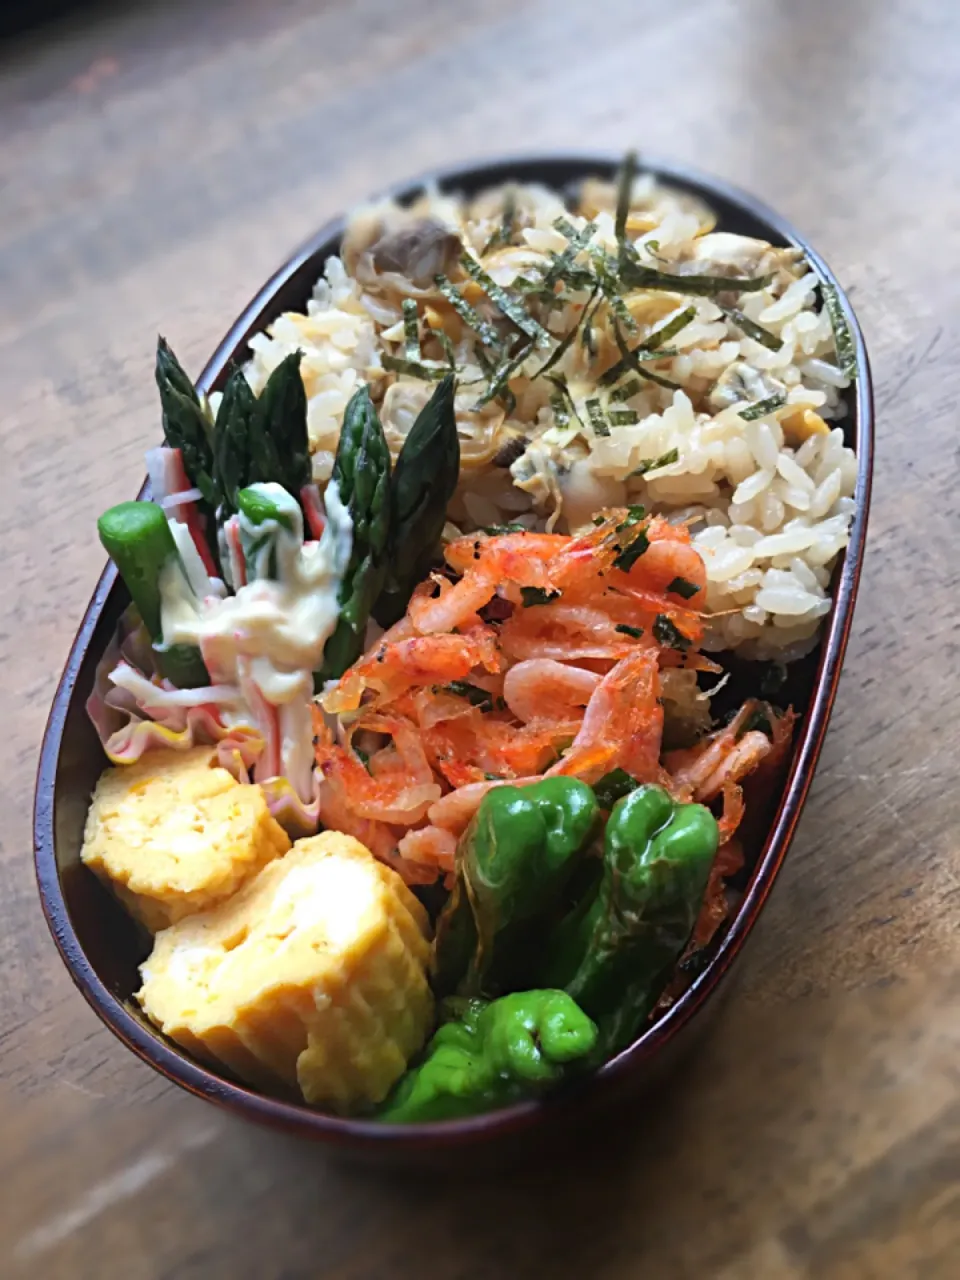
(203, 910, 950, 1280)
(217, 987, 779, 1279)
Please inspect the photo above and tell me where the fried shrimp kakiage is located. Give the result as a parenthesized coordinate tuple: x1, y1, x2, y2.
(314, 508, 790, 884)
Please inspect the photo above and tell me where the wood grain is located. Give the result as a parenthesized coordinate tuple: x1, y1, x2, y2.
(1, 0, 958, 1275)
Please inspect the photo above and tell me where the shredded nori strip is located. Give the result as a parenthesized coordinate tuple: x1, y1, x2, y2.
(580, 294, 602, 358)
(599, 306, 695, 387)
(609, 321, 681, 391)
(620, 261, 775, 297)
(473, 340, 534, 410)
(593, 767, 639, 809)
(615, 149, 639, 247)
(615, 623, 644, 638)
(585, 396, 610, 437)
(739, 393, 787, 421)
(588, 246, 638, 333)
(637, 304, 699, 349)
(536, 285, 599, 378)
(720, 305, 782, 352)
(548, 261, 597, 293)
(553, 215, 581, 240)
(625, 363, 682, 394)
(616, 505, 646, 530)
(459, 253, 551, 349)
(630, 447, 680, 476)
(667, 576, 701, 599)
(512, 275, 566, 312)
(382, 353, 450, 381)
(480, 188, 517, 256)
(434, 275, 501, 348)
(550, 388, 571, 429)
(520, 586, 562, 608)
(653, 614, 690, 651)
(609, 376, 644, 403)
(546, 374, 583, 432)
(606, 290, 639, 335)
(819, 279, 858, 379)
(443, 680, 498, 711)
(434, 327, 458, 369)
(608, 408, 639, 426)
(402, 298, 421, 362)
(613, 526, 650, 572)
(543, 217, 598, 288)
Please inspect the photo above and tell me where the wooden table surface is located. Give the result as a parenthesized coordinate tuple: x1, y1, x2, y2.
(2, 0, 959, 1275)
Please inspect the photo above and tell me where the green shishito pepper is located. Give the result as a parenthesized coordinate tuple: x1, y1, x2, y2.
(377, 990, 598, 1123)
(433, 777, 598, 999)
(97, 501, 208, 689)
(541, 784, 719, 1057)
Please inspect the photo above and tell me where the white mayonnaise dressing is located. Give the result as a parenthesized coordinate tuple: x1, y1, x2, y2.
(159, 482, 353, 801)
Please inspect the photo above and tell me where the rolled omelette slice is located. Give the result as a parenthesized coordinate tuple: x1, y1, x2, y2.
(137, 832, 434, 1113)
(82, 746, 291, 932)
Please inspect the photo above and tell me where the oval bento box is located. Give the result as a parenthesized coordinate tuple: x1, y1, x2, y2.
(34, 153, 873, 1158)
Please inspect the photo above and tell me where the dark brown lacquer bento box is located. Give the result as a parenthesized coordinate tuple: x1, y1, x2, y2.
(34, 153, 873, 1159)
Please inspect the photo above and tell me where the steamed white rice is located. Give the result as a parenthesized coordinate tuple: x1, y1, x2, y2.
(234, 174, 858, 663)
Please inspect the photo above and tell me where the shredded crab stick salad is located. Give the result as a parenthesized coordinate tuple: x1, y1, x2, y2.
(81, 156, 857, 1121)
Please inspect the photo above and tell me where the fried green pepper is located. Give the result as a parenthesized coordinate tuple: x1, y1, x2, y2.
(97, 501, 209, 688)
(541, 783, 719, 1057)
(376, 990, 597, 1123)
(433, 777, 598, 998)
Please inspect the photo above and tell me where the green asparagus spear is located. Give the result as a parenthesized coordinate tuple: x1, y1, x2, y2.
(236, 484, 296, 531)
(373, 374, 460, 627)
(212, 355, 311, 525)
(213, 367, 257, 517)
(155, 338, 218, 508)
(236, 483, 297, 582)
(153, 644, 209, 689)
(318, 385, 392, 681)
(248, 351, 312, 498)
(97, 501, 208, 688)
(98, 502, 173, 639)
